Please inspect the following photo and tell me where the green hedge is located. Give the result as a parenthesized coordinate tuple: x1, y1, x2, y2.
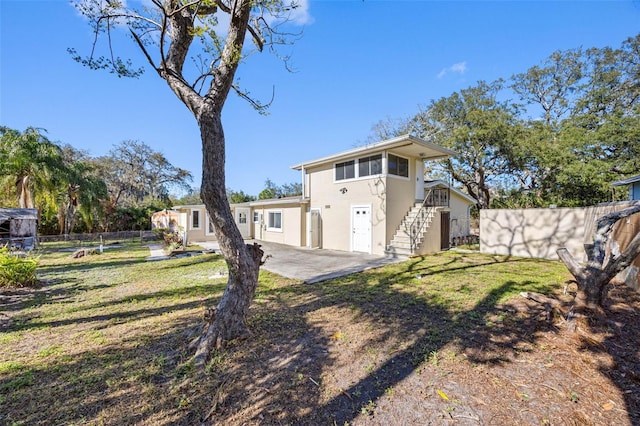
(0, 247, 39, 288)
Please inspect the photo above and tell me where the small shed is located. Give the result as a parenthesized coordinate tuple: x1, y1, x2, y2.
(0, 208, 38, 249)
(612, 175, 640, 201)
(151, 209, 182, 232)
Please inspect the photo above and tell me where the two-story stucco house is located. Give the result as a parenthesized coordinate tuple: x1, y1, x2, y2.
(157, 135, 475, 256)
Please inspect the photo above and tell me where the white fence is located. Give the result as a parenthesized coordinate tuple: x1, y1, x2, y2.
(480, 201, 638, 263)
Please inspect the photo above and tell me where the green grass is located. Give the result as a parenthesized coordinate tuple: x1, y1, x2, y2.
(0, 242, 571, 425)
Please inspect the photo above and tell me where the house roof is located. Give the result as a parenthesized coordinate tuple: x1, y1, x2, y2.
(424, 180, 476, 205)
(173, 196, 308, 210)
(242, 196, 308, 207)
(0, 208, 38, 221)
(291, 134, 457, 171)
(611, 175, 640, 186)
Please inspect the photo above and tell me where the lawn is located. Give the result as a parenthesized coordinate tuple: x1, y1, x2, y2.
(1, 243, 638, 425)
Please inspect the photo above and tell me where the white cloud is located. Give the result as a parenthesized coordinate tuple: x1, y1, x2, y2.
(437, 61, 467, 79)
(288, 0, 313, 26)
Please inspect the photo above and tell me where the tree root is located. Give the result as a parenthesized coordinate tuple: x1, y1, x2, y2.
(519, 290, 622, 335)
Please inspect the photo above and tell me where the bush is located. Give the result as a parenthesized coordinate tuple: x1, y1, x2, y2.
(161, 230, 183, 251)
(0, 246, 39, 288)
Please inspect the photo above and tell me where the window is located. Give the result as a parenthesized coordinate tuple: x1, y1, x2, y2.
(358, 154, 382, 177)
(253, 211, 261, 223)
(238, 211, 247, 224)
(267, 210, 282, 231)
(191, 210, 201, 229)
(335, 160, 355, 181)
(388, 153, 409, 177)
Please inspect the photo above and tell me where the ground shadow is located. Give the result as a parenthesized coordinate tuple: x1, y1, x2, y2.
(2, 251, 636, 425)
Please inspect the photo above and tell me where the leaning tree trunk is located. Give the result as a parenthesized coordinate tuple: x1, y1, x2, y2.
(192, 110, 264, 370)
(557, 202, 640, 324)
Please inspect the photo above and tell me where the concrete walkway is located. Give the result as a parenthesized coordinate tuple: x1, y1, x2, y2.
(145, 244, 170, 261)
(194, 240, 407, 284)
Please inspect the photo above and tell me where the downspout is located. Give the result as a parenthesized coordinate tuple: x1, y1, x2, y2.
(301, 165, 306, 199)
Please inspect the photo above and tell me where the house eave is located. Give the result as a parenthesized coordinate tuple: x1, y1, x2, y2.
(247, 196, 309, 207)
(425, 180, 476, 205)
(612, 175, 640, 186)
(291, 134, 457, 171)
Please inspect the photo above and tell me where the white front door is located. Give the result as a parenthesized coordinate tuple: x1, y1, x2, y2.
(351, 205, 371, 253)
(236, 207, 250, 238)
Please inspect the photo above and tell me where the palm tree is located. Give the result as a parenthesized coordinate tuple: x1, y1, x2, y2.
(57, 146, 108, 233)
(0, 127, 66, 209)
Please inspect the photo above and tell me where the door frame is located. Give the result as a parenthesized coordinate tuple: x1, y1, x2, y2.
(350, 204, 372, 254)
(440, 211, 451, 250)
(235, 207, 251, 239)
(309, 207, 322, 249)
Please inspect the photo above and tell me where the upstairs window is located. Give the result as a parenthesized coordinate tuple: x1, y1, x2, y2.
(358, 154, 382, 177)
(335, 160, 355, 181)
(388, 153, 409, 177)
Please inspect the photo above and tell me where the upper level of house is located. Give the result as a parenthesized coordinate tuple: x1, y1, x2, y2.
(291, 134, 456, 205)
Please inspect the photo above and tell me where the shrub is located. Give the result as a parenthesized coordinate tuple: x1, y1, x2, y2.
(161, 230, 183, 250)
(0, 246, 39, 288)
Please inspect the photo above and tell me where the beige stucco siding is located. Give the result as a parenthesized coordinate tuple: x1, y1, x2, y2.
(306, 151, 419, 255)
(419, 208, 444, 254)
(252, 203, 306, 247)
(174, 207, 211, 242)
(307, 163, 385, 252)
(449, 194, 472, 238)
(385, 173, 418, 251)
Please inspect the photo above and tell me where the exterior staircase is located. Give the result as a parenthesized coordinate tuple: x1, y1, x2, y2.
(386, 202, 436, 256)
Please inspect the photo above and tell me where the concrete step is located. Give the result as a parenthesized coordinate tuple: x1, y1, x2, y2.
(391, 233, 411, 242)
(389, 241, 422, 250)
(385, 245, 413, 256)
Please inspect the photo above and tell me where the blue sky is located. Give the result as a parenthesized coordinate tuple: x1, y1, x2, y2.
(2, 1, 639, 197)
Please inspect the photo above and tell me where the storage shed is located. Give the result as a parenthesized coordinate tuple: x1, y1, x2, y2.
(0, 208, 38, 249)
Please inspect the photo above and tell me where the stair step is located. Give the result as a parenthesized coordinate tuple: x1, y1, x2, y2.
(385, 246, 413, 256)
(389, 241, 413, 249)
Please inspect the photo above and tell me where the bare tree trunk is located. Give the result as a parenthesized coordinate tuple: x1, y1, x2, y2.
(557, 203, 640, 323)
(192, 110, 264, 370)
(17, 175, 34, 208)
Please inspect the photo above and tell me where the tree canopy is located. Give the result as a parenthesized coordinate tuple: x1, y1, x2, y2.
(0, 126, 194, 234)
(372, 33, 640, 209)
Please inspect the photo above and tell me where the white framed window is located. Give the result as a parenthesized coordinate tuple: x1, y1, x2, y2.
(335, 160, 355, 181)
(335, 154, 384, 182)
(253, 211, 262, 223)
(266, 210, 283, 232)
(388, 153, 409, 178)
(191, 209, 201, 229)
(358, 154, 382, 177)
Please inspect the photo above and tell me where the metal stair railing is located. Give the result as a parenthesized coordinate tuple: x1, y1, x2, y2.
(408, 188, 450, 253)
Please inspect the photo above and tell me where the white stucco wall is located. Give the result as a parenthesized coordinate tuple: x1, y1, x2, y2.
(480, 202, 640, 264)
